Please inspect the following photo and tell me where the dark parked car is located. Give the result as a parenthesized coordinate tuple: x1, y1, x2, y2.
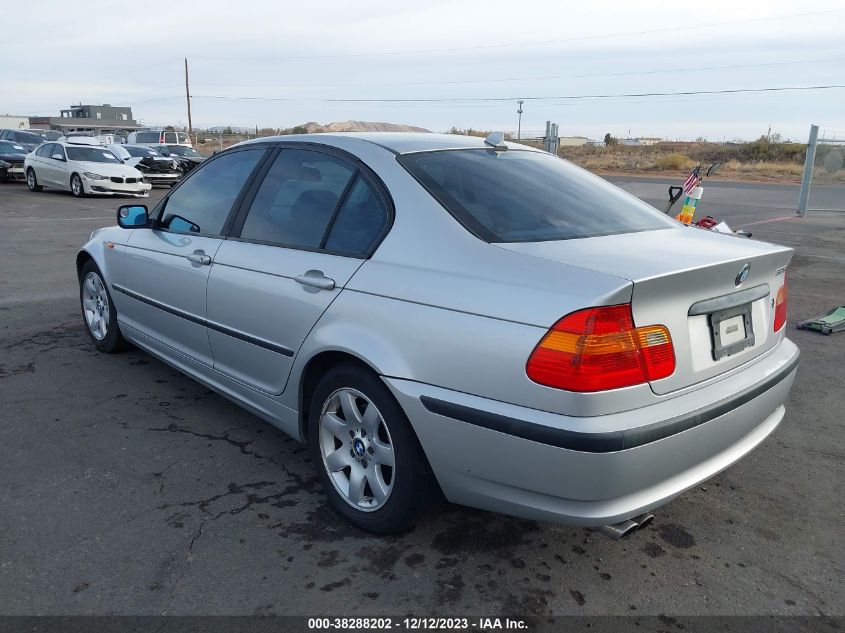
(0, 140, 29, 182)
(107, 144, 181, 186)
(150, 144, 206, 173)
(0, 129, 47, 152)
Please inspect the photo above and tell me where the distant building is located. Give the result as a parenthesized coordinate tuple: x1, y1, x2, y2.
(0, 115, 30, 130)
(30, 104, 140, 133)
(558, 136, 590, 147)
(620, 137, 663, 146)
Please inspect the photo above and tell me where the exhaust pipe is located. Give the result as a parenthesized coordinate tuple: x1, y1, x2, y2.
(598, 513, 655, 540)
(599, 519, 638, 539)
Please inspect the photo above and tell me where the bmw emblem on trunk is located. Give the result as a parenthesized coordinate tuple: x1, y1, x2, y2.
(735, 263, 750, 286)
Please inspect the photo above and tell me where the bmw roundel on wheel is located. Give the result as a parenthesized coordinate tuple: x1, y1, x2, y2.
(76, 132, 798, 534)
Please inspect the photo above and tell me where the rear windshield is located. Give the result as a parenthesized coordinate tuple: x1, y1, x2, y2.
(135, 132, 161, 143)
(399, 149, 676, 242)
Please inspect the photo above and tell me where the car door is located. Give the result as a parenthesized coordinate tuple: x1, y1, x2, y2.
(205, 146, 392, 394)
(38, 143, 64, 186)
(117, 147, 267, 366)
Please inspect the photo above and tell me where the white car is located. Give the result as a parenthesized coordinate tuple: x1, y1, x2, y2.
(24, 140, 152, 198)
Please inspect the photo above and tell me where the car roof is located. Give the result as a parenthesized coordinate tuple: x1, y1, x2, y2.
(240, 132, 541, 155)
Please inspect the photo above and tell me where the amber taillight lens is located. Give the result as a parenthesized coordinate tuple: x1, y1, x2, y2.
(773, 274, 788, 332)
(526, 304, 675, 392)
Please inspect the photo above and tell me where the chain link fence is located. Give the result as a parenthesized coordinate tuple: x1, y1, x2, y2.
(798, 125, 845, 215)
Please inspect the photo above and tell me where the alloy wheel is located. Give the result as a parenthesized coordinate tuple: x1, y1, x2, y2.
(26, 170, 35, 189)
(71, 175, 82, 196)
(82, 272, 109, 340)
(318, 388, 395, 512)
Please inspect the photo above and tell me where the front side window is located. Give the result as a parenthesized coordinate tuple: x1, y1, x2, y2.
(36, 143, 53, 157)
(65, 147, 119, 163)
(324, 176, 389, 255)
(159, 148, 265, 236)
(239, 149, 355, 249)
(399, 149, 677, 242)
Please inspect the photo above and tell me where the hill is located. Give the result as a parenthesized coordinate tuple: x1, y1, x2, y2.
(285, 120, 430, 134)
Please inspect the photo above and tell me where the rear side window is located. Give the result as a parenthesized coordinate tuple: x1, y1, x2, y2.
(399, 149, 676, 242)
(239, 149, 355, 249)
(135, 131, 160, 143)
(159, 148, 265, 236)
(324, 176, 388, 255)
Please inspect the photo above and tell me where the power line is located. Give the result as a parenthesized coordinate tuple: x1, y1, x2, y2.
(188, 9, 842, 61)
(182, 56, 845, 90)
(194, 84, 845, 104)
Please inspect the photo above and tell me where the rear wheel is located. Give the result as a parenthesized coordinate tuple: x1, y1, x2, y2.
(79, 260, 128, 353)
(308, 363, 438, 533)
(70, 173, 85, 197)
(26, 168, 43, 192)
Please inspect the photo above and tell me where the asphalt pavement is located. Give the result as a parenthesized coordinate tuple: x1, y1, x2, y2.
(0, 178, 843, 617)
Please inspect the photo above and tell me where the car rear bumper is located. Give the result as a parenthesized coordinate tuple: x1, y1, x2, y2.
(384, 337, 799, 526)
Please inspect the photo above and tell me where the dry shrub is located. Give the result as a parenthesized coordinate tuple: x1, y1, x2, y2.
(656, 154, 693, 170)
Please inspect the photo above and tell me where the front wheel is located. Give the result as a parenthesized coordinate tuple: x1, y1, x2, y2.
(70, 173, 85, 197)
(79, 260, 128, 353)
(26, 168, 43, 192)
(308, 363, 438, 534)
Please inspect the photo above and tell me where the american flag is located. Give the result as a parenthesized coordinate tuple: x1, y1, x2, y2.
(682, 166, 701, 194)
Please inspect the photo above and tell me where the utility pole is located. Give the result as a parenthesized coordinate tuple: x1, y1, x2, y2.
(184, 58, 193, 138)
(517, 100, 524, 140)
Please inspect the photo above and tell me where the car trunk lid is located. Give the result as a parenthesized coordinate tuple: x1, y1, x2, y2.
(495, 227, 793, 394)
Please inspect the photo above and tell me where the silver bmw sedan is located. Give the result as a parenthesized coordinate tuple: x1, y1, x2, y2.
(76, 133, 798, 535)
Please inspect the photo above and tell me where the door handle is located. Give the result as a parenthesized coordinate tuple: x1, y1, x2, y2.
(186, 251, 211, 265)
(295, 270, 335, 291)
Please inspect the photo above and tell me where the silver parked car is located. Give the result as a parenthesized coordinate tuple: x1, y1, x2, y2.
(76, 133, 798, 535)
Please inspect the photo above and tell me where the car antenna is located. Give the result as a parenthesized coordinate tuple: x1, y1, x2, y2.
(484, 131, 508, 152)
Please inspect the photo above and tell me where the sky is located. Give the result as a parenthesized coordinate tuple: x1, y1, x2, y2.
(3, 0, 844, 141)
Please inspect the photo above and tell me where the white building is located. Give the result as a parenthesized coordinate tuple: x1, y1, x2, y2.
(0, 115, 30, 130)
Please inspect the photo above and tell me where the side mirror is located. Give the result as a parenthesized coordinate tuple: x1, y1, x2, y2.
(706, 162, 721, 177)
(51, 153, 64, 161)
(117, 204, 148, 228)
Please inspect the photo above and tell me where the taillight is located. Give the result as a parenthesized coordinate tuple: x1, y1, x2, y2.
(526, 304, 675, 392)
(773, 274, 788, 332)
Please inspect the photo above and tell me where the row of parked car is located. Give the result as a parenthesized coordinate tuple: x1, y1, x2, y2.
(0, 129, 206, 197)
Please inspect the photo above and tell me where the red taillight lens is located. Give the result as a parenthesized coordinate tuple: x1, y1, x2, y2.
(773, 275, 788, 332)
(526, 304, 675, 392)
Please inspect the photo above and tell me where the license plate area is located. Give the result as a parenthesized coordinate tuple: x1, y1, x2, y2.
(709, 303, 754, 360)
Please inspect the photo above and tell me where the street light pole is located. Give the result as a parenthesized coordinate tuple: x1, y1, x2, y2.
(517, 100, 524, 140)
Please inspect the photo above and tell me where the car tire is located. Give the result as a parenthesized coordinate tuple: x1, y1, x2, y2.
(70, 173, 86, 197)
(79, 260, 129, 353)
(26, 168, 43, 192)
(308, 362, 438, 534)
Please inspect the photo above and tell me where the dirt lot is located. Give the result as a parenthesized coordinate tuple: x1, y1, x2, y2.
(0, 178, 843, 618)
